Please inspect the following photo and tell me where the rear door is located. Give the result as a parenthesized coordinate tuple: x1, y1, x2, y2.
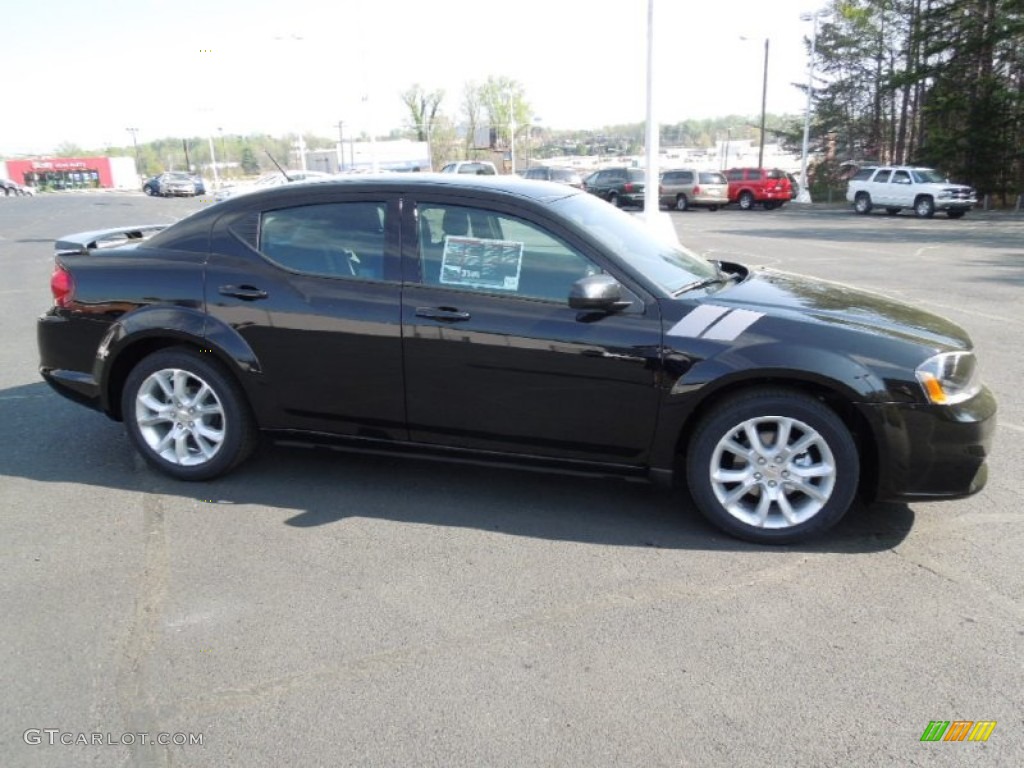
(205, 190, 407, 437)
(398, 193, 663, 464)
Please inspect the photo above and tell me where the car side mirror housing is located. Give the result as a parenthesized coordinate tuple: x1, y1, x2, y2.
(569, 274, 632, 312)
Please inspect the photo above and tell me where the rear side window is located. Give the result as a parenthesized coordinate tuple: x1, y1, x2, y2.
(873, 170, 892, 183)
(851, 168, 875, 181)
(726, 169, 743, 182)
(626, 169, 645, 182)
(699, 172, 725, 184)
(259, 202, 386, 280)
(747, 169, 762, 181)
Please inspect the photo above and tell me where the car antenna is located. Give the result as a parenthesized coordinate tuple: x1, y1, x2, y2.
(264, 151, 293, 182)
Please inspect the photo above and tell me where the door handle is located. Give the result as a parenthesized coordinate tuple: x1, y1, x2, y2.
(219, 285, 268, 300)
(415, 306, 471, 322)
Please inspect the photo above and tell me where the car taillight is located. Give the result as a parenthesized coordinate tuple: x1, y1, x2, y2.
(51, 264, 75, 308)
(693, 185, 702, 195)
(624, 183, 634, 192)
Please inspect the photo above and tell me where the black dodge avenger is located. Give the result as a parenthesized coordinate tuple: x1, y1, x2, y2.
(38, 175, 996, 543)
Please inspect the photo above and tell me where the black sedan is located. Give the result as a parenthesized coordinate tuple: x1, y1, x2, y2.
(37, 175, 996, 543)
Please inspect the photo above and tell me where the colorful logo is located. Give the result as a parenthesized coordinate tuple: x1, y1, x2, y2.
(921, 721, 996, 742)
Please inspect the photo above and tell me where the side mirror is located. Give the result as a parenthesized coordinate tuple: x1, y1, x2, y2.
(569, 274, 632, 312)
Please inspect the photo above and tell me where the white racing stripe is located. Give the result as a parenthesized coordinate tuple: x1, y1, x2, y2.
(667, 305, 765, 342)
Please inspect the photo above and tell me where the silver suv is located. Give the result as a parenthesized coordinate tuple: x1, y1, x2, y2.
(658, 169, 729, 211)
(846, 166, 976, 219)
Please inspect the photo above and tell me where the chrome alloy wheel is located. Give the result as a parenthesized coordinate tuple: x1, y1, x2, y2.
(708, 415, 836, 529)
(134, 367, 226, 466)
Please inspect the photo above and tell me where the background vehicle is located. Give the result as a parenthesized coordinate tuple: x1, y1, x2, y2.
(439, 161, 498, 175)
(214, 170, 332, 200)
(1, 177, 35, 196)
(725, 167, 794, 210)
(522, 166, 584, 188)
(582, 167, 645, 207)
(658, 169, 728, 211)
(38, 176, 994, 545)
(846, 166, 976, 218)
(142, 172, 206, 197)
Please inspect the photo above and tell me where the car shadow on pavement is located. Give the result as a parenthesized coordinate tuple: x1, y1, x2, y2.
(1, 381, 914, 554)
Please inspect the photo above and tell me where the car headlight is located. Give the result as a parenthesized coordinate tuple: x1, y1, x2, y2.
(915, 352, 982, 405)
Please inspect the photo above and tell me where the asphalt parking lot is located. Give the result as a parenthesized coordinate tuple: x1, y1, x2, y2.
(1, 192, 1021, 767)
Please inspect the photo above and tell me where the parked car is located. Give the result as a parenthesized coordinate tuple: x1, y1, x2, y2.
(439, 161, 498, 175)
(846, 166, 977, 218)
(38, 175, 995, 544)
(724, 167, 794, 210)
(1, 177, 35, 196)
(214, 170, 332, 201)
(658, 169, 729, 211)
(522, 166, 584, 188)
(582, 167, 645, 207)
(142, 172, 206, 197)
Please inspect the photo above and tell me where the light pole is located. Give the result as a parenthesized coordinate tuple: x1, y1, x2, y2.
(797, 10, 828, 203)
(757, 37, 769, 169)
(508, 90, 516, 174)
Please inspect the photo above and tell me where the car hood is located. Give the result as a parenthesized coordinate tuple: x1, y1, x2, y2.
(707, 267, 971, 351)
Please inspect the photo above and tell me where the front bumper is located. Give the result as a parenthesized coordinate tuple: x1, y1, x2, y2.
(864, 386, 996, 502)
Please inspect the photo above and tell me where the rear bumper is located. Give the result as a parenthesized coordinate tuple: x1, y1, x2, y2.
(865, 386, 996, 502)
(37, 312, 106, 414)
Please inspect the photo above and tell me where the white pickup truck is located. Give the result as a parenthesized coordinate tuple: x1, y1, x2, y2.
(846, 166, 977, 219)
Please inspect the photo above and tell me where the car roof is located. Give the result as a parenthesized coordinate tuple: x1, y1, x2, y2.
(148, 173, 585, 246)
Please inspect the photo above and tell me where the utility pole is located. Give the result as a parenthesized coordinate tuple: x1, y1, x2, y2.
(336, 121, 345, 172)
(126, 127, 141, 175)
(758, 37, 769, 169)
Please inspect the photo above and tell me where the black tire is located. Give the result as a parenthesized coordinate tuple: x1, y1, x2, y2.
(885, 207, 901, 215)
(763, 201, 777, 211)
(854, 193, 873, 215)
(708, 205, 719, 212)
(143, 185, 156, 196)
(947, 210, 966, 219)
(738, 191, 755, 210)
(675, 194, 689, 212)
(122, 348, 257, 480)
(685, 389, 860, 544)
(608, 192, 621, 208)
(914, 196, 935, 218)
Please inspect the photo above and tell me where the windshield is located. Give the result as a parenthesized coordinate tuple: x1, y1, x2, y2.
(912, 169, 949, 183)
(552, 192, 718, 294)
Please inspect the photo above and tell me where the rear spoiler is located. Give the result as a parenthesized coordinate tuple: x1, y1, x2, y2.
(55, 224, 170, 255)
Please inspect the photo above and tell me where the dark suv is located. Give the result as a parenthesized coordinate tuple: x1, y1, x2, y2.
(582, 167, 646, 208)
(725, 167, 794, 210)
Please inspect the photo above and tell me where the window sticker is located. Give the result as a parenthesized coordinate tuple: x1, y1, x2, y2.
(440, 236, 524, 291)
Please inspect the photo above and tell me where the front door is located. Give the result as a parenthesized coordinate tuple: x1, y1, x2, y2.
(399, 197, 663, 465)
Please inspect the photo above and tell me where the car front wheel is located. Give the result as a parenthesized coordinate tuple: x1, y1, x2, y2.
(738, 191, 755, 210)
(854, 193, 873, 215)
(914, 196, 935, 218)
(122, 348, 257, 480)
(686, 389, 859, 544)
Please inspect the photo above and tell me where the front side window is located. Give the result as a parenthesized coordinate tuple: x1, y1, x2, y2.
(726, 169, 743, 181)
(748, 169, 763, 181)
(892, 170, 912, 184)
(700, 172, 726, 184)
(417, 203, 602, 301)
(259, 202, 386, 280)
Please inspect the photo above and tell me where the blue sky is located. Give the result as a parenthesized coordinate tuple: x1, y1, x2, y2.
(2, 0, 823, 155)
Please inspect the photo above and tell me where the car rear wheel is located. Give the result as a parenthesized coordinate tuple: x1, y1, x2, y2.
(914, 196, 935, 218)
(738, 191, 755, 210)
(122, 348, 257, 480)
(675, 194, 689, 212)
(608, 192, 621, 207)
(686, 389, 859, 544)
(143, 186, 155, 196)
(854, 193, 873, 215)
(947, 210, 966, 219)
(763, 201, 777, 211)
(708, 205, 719, 212)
